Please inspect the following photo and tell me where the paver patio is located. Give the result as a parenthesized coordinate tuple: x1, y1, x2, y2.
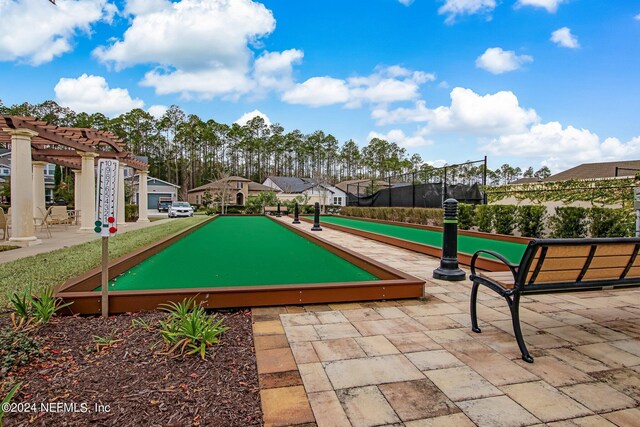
(253, 217, 640, 427)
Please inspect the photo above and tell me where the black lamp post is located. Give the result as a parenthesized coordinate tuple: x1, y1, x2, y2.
(311, 202, 322, 231)
(276, 202, 281, 217)
(433, 198, 466, 281)
(293, 202, 301, 224)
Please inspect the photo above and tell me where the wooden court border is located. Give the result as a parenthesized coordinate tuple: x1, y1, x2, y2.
(297, 214, 531, 272)
(56, 215, 425, 315)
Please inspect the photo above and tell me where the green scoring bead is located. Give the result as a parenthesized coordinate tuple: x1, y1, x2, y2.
(95, 220, 102, 227)
(94, 227, 101, 233)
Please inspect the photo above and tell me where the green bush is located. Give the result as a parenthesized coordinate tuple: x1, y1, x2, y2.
(493, 205, 518, 235)
(125, 204, 138, 222)
(516, 205, 547, 238)
(0, 327, 40, 376)
(340, 207, 443, 226)
(549, 207, 588, 238)
(588, 207, 635, 237)
(457, 204, 475, 230)
(475, 205, 494, 233)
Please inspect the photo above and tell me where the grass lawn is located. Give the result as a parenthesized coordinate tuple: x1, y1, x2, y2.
(0, 217, 207, 307)
(0, 245, 20, 253)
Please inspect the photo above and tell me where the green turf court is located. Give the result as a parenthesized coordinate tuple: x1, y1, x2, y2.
(308, 216, 528, 264)
(103, 216, 378, 292)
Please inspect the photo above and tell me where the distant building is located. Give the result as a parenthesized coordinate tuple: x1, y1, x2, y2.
(545, 160, 640, 182)
(263, 176, 347, 206)
(127, 175, 180, 210)
(187, 176, 273, 207)
(0, 148, 56, 203)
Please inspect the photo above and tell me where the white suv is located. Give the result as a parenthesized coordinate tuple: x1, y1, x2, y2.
(168, 201, 194, 218)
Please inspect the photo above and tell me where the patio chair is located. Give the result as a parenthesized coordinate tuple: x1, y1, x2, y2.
(49, 205, 72, 228)
(36, 206, 52, 238)
(0, 208, 9, 240)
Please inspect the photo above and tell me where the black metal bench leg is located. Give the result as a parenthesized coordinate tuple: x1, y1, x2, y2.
(506, 294, 534, 363)
(470, 281, 481, 333)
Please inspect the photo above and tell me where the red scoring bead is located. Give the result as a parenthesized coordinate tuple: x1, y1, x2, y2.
(107, 216, 115, 223)
(109, 227, 117, 233)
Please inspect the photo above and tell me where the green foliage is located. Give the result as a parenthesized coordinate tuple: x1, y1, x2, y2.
(245, 191, 278, 214)
(283, 195, 310, 214)
(159, 298, 228, 359)
(457, 204, 475, 230)
(91, 329, 123, 352)
(548, 207, 588, 238)
(1, 381, 23, 426)
(588, 207, 635, 237)
(9, 286, 72, 327)
(340, 207, 443, 226)
(0, 327, 40, 376)
(486, 178, 636, 209)
(492, 205, 518, 235)
(202, 189, 213, 208)
(475, 205, 494, 233)
(516, 205, 547, 238)
(53, 164, 62, 189)
(125, 204, 139, 222)
(0, 217, 206, 306)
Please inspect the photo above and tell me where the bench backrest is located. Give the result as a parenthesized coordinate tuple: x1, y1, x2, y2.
(516, 238, 640, 292)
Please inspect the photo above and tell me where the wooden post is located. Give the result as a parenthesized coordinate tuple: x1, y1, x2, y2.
(101, 236, 109, 317)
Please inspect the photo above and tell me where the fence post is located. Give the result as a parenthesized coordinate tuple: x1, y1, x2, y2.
(412, 171, 416, 208)
(442, 166, 448, 207)
(388, 175, 392, 207)
(357, 183, 360, 206)
(482, 155, 488, 205)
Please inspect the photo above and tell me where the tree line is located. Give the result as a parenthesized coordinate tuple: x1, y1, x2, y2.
(1, 100, 551, 198)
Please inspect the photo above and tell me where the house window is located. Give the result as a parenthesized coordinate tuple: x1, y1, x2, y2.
(45, 188, 53, 203)
(333, 197, 342, 205)
(196, 195, 201, 204)
(0, 168, 9, 176)
(44, 164, 55, 176)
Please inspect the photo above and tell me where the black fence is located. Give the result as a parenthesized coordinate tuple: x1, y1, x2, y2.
(347, 158, 487, 208)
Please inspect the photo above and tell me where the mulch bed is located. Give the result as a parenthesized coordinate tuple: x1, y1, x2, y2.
(1, 310, 262, 426)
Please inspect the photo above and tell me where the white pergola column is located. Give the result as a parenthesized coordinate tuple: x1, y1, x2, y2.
(117, 163, 126, 226)
(4, 128, 40, 245)
(32, 161, 47, 221)
(78, 151, 98, 231)
(73, 169, 81, 210)
(137, 170, 149, 223)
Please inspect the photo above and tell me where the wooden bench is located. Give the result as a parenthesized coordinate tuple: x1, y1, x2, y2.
(264, 205, 289, 216)
(469, 237, 640, 363)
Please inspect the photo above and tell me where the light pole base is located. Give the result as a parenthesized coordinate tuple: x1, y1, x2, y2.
(433, 267, 466, 281)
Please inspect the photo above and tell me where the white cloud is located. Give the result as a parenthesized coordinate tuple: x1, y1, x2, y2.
(0, 0, 115, 65)
(235, 110, 272, 127)
(373, 87, 539, 135)
(636, 13, 640, 20)
(368, 129, 433, 148)
(282, 77, 350, 107)
(95, 0, 278, 99)
(253, 49, 304, 93)
(515, 0, 566, 13)
(551, 27, 580, 48)
(438, 0, 496, 24)
(398, 0, 414, 5)
(475, 47, 533, 74)
(484, 122, 640, 170)
(282, 66, 434, 108)
(54, 74, 144, 116)
(148, 104, 168, 118)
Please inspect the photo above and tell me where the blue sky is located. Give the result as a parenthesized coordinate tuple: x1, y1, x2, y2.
(1, 0, 639, 172)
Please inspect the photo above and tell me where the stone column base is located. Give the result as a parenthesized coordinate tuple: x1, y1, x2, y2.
(9, 236, 42, 246)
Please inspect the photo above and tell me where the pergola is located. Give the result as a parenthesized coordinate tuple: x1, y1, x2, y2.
(0, 115, 150, 245)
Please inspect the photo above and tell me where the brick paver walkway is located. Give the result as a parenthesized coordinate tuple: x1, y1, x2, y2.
(253, 217, 640, 427)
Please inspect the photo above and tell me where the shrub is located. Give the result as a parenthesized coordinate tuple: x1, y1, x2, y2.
(516, 205, 547, 238)
(475, 205, 494, 233)
(125, 204, 139, 222)
(340, 207, 443, 226)
(457, 204, 475, 230)
(1, 382, 23, 426)
(0, 327, 40, 376)
(9, 286, 72, 328)
(159, 298, 229, 359)
(588, 207, 635, 237)
(549, 207, 588, 238)
(493, 205, 518, 235)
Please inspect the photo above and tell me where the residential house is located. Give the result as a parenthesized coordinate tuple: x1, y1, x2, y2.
(0, 148, 56, 204)
(187, 176, 274, 207)
(263, 176, 347, 206)
(127, 174, 180, 210)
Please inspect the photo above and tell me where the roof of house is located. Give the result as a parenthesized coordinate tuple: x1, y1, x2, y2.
(546, 160, 640, 182)
(509, 177, 543, 185)
(0, 149, 10, 157)
(248, 181, 274, 192)
(266, 176, 318, 193)
(125, 175, 180, 188)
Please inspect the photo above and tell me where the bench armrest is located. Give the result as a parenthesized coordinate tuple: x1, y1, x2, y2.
(470, 250, 518, 277)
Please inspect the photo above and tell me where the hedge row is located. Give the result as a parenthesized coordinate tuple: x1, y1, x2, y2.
(459, 204, 635, 238)
(340, 207, 443, 226)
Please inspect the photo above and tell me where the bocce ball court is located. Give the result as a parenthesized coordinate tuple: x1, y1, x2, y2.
(301, 215, 530, 271)
(56, 216, 425, 314)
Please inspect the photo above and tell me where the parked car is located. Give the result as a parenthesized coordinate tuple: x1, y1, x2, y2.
(157, 197, 173, 212)
(168, 201, 194, 218)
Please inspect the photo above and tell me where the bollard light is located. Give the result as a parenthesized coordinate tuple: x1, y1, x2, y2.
(311, 202, 322, 231)
(293, 202, 301, 224)
(276, 202, 282, 217)
(433, 198, 466, 281)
